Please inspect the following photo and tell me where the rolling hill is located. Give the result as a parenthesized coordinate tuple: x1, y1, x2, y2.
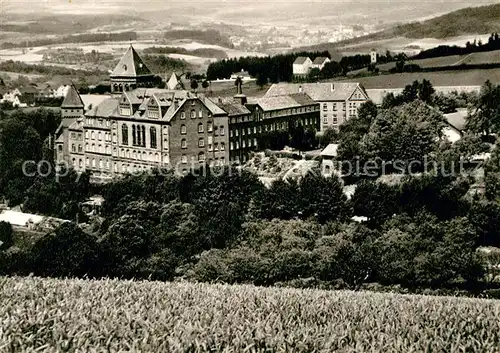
(294, 3, 500, 55)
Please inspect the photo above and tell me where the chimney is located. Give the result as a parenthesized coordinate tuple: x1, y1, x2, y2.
(331, 83, 335, 91)
(233, 79, 247, 106)
(218, 97, 223, 104)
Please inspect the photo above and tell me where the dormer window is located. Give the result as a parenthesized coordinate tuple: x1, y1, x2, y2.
(123, 64, 127, 71)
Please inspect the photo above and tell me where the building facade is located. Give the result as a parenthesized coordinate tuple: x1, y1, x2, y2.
(265, 82, 370, 132)
(55, 46, 322, 181)
(293, 57, 313, 77)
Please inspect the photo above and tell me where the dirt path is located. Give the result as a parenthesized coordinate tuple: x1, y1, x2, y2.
(452, 53, 473, 66)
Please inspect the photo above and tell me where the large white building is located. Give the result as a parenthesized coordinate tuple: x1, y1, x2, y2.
(265, 82, 370, 131)
(293, 57, 313, 77)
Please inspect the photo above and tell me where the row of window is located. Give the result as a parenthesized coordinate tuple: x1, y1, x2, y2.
(86, 131, 112, 142)
(180, 123, 223, 135)
(323, 115, 339, 125)
(180, 153, 225, 164)
(230, 138, 257, 150)
(180, 139, 226, 150)
(117, 149, 161, 162)
(230, 126, 257, 138)
(121, 124, 158, 149)
(70, 132, 83, 141)
(71, 144, 83, 153)
(323, 102, 347, 111)
(264, 106, 316, 118)
(86, 117, 111, 127)
(179, 108, 211, 120)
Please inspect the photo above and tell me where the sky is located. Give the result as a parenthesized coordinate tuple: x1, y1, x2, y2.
(0, 0, 498, 18)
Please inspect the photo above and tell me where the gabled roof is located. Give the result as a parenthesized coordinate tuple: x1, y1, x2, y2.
(365, 88, 404, 106)
(111, 45, 154, 78)
(313, 57, 329, 65)
(167, 73, 181, 90)
(61, 83, 84, 108)
(19, 86, 38, 94)
(265, 82, 366, 102)
(444, 109, 468, 132)
(85, 98, 119, 118)
(321, 143, 339, 157)
(293, 56, 310, 65)
(215, 98, 251, 116)
(249, 93, 316, 112)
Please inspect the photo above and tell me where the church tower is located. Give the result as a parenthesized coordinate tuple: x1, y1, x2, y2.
(55, 83, 84, 164)
(110, 45, 156, 93)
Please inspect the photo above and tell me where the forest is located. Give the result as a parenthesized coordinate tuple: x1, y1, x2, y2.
(1, 80, 500, 296)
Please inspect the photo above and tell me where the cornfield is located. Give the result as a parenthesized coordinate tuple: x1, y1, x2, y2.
(1, 277, 500, 353)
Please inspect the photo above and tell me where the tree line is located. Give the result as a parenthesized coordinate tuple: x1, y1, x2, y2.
(0, 32, 138, 50)
(1, 80, 500, 296)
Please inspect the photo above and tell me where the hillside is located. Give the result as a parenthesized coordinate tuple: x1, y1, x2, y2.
(2, 276, 500, 352)
(390, 4, 500, 39)
(295, 3, 500, 54)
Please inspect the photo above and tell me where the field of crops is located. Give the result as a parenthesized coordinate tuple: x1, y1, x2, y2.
(1, 277, 500, 352)
(342, 69, 500, 89)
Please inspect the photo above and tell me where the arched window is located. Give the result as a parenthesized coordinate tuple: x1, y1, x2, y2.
(155, 153, 159, 162)
(198, 123, 204, 133)
(91, 131, 95, 140)
(207, 121, 213, 132)
(132, 125, 137, 146)
(198, 138, 204, 147)
(122, 124, 128, 145)
(141, 125, 146, 147)
(98, 132, 102, 141)
(198, 152, 205, 163)
(78, 145, 83, 153)
(71, 144, 76, 153)
(180, 125, 187, 135)
(181, 139, 187, 149)
(79, 159, 83, 168)
(150, 126, 157, 149)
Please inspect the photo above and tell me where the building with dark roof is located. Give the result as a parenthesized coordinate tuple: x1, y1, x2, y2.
(55, 46, 322, 181)
(311, 57, 331, 70)
(110, 45, 156, 93)
(265, 82, 369, 131)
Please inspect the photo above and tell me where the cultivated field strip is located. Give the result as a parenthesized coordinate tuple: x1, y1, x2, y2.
(1, 277, 500, 352)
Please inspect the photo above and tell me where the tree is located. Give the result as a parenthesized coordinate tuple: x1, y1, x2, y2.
(0, 221, 13, 250)
(202, 80, 210, 91)
(256, 74, 267, 88)
(433, 92, 458, 114)
(28, 222, 102, 278)
(190, 79, 199, 91)
(320, 127, 338, 147)
(298, 171, 351, 224)
(307, 67, 321, 81)
(363, 101, 447, 171)
(350, 180, 399, 226)
(465, 80, 500, 135)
